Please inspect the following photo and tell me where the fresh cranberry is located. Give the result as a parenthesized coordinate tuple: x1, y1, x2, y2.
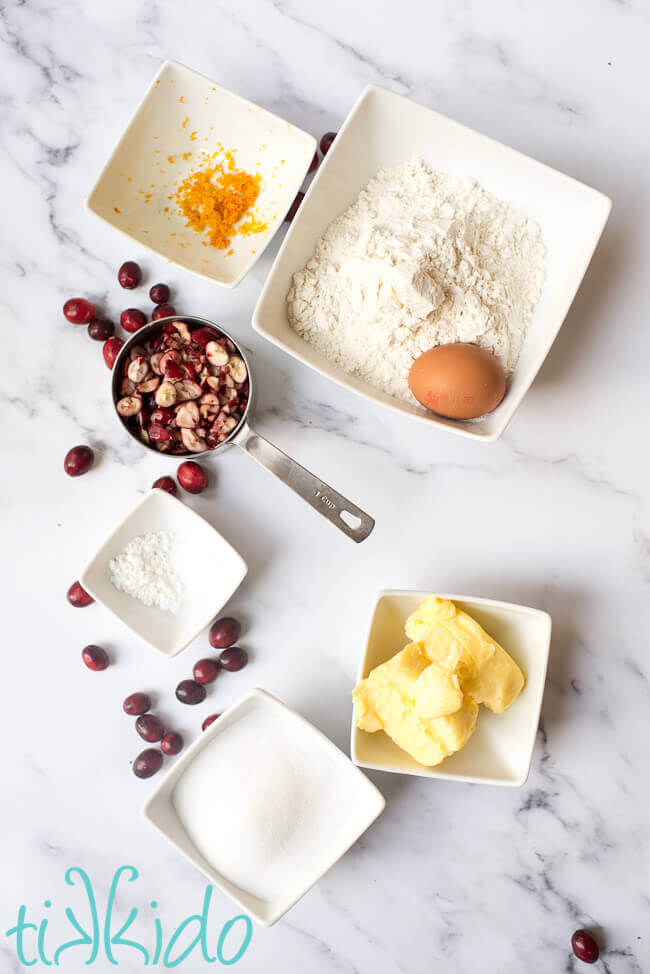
(81, 645, 109, 671)
(202, 714, 221, 731)
(308, 151, 319, 174)
(123, 692, 151, 716)
(133, 749, 162, 779)
(177, 461, 208, 494)
(67, 581, 94, 607)
(152, 304, 176, 321)
(87, 318, 114, 341)
(175, 679, 206, 705)
(161, 732, 183, 755)
(103, 337, 124, 369)
(64, 445, 94, 477)
(319, 131, 336, 155)
(63, 298, 95, 324)
(193, 658, 220, 684)
(209, 617, 241, 649)
(136, 714, 164, 743)
(571, 930, 600, 964)
(219, 647, 248, 672)
(285, 191, 304, 223)
(149, 283, 170, 305)
(118, 261, 141, 289)
(152, 476, 177, 496)
(120, 308, 146, 333)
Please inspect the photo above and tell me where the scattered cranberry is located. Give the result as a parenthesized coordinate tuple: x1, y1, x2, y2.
(149, 283, 170, 305)
(152, 303, 176, 321)
(81, 645, 109, 671)
(202, 714, 221, 731)
(88, 318, 114, 341)
(319, 131, 336, 156)
(120, 308, 146, 333)
(308, 151, 319, 174)
(136, 714, 164, 743)
(63, 297, 95, 324)
(219, 647, 248, 672)
(209, 617, 241, 649)
(152, 476, 177, 496)
(133, 749, 163, 779)
(571, 930, 600, 964)
(193, 658, 220, 684)
(123, 692, 151, 716)
(177, 461, 208, 494)
(161, 732, 184, 755)
(118, 261, 141, 289)
(175, 679, 206, 705)
(285, 191, 304, 223)
(64, 445, 94, 477)
(103, 336, 124, 369)
(67, 580, 94, 607)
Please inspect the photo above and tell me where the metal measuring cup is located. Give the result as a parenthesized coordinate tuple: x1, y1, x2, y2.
(111, 315, 375, 543)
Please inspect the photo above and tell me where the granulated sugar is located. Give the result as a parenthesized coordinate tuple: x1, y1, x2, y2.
(109, 531, 183, 613)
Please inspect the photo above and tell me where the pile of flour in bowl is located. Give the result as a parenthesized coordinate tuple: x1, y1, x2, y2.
(287, 157, 546, 403)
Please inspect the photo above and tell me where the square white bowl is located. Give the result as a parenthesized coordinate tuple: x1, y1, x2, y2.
(253, 84, 611, 441)
(142, 688, 385, 926)
(87, 60, 316, 288)
(80, 489, 247, 657)
(350, 590, 552, 786)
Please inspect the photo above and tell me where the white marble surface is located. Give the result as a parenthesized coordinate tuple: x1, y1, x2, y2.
(1, 0, 648, 971)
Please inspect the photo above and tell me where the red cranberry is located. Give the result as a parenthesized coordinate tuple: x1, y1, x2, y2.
(161, 732, 184, 755)
(136, 714, 164, 743)
(88, 318, 114, 341)
(193, 658, 220, 684)
(152, 476, 177, 496)
(177, 461, 208, 494)
(202, 714, 221, 731)
(133, 749, 163, 779)
(149, 283, 170, 305)
(103, 336, 124, 369)
(175, 679, 206, 705)
(81, 645, 109, 671)
(123, 692, 151, 716)
(571, 930, 600, 964)
(319, 131, 336, 155)
(64, 445, 94, 477)
(120, 308, 146, 333)
(219, 647, 248, 672)
(67, 581, 94, 607)
(209, 617, 241, 649)
(118, 261, 141, 289)
(63, 298, 95, 324)
(308, 151, 319, 174)
(152, 303, 176, 321)
(285, 191, 304, 223)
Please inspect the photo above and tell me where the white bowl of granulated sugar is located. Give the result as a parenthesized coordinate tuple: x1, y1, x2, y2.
(80, 489, 247, 656)
(253, 84, 612, 442)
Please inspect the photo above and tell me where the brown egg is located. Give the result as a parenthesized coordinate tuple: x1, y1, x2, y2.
(408, 343, 506, 420)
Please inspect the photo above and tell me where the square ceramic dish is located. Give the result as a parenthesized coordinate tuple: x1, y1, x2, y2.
(80, 489, 247, 657)
(350, 590, 552, 786)
(252, 84, 612, 440)
(142, 689, 385, 926)
(87, 60, 316, 287)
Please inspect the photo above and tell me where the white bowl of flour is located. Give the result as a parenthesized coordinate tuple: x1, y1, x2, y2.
(253, 85, 611, 441)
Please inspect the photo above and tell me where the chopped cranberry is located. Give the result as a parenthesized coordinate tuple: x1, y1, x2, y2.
(149, 283, 170, 305)
(118, 261, 141, 289)
(63, 298, 95, 324)
(152, 304, 177, 321)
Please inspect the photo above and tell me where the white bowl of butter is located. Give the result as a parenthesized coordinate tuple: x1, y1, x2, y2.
(351, 591, 551, 787)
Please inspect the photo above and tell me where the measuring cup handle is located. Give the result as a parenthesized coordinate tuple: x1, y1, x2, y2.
(235, 424, 375, 543)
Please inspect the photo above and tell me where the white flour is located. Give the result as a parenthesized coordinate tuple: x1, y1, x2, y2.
(109, 531, 183, 613)
(287, 157, 546, 403)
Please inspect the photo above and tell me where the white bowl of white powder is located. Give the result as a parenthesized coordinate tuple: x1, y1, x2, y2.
(142, 689, 385, 925)
(253, 85, 611, 441)
(80, 489, 247, 656)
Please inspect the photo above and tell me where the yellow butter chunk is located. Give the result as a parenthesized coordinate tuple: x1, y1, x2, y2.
(405, 597, 524, 714)
(353, 642, 478, 766)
